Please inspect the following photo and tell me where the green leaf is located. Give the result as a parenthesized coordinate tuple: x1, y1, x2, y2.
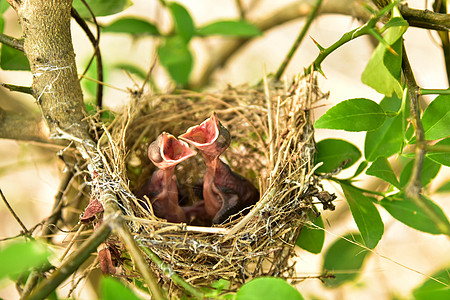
(366, 156, 400, 188)
(101, 277, 142, 300)
(399, 157, 441, 187)
(197, 20, 261, 37)
(315, 139, 361, 173)
(421, 95, 450, 140)
(380, 193, 450, 235)
(236, 277, 304, 300)
(361, 14, 407, 97)
(427, 138, 450, 166)
(0, 240, 52, 280)
(381, 17, 409, 32)
(73, 0, 132, 18)
(0, 44, 30, 71)
(296, 211, 325, 254)
(158, 36, 193, 85)
(340, 183, 384, 249)
(102, 18, 160, 36)
(364, 94, 405, 161)
(436, 180, 450, 193)
(351, 160, 369, 178)
(322, 233, 370, 287)
(413, 268, 450, 300)
(0, 1, 10, 32)
(314, 98, 386, 131)
(168, 2, 195, 42)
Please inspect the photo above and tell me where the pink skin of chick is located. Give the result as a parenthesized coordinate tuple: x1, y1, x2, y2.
(139, 132, 196, 223)
(179, 113, 260, 224)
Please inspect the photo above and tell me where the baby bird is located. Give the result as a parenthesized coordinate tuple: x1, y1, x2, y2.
(179, 113, 260, 224)
(138, 132, 196, 223)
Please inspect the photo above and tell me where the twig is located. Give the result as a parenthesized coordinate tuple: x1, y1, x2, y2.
(140, 245, 204, 300)
(23, 221, 112, 300)
(432, 0, 450, 85)
(401, 45, 450, 236)
(274, 0, 323, 80)
(115, 223, 165, 300)
(0, 32, 24, 51)
(419, 88, 450, 95)
(0, 189, 29, 235)
(71, 6, 104, 110)
(42, 171, 74, 241)
(0, 83, 32, 94)
(305, 1, 399, 75)
(399, 4, 450, 31)
(60, 224, 85, 261)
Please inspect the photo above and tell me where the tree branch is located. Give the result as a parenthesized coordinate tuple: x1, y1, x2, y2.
(0, 107, 50, 144)
(399, 4, 450, 32)
(0, 32, 24, 51)
(402, 45, 450, 236)
(192, 0, 373, 88)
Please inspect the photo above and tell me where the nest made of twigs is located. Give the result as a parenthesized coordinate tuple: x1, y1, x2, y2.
(97, 74, 329, 295)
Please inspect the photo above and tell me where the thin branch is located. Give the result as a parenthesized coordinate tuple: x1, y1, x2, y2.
(432, 0, 450, 86)
(115, 225, 165, 300)
(402, 45, 450, 236)
(41, 170, 75, 241)
(0, 83, 32, 94)
(0, 33, 24, 51)
(192, 0, 372, 88)
(274, 0, 323, 80)
(399, 4, 450, 31)
(140, 245, 204, 300)
(0, 108, 51, 144)
(23, 221, 112, 300)
(71, 6, 104, 110)
(0, 189, 29, 235)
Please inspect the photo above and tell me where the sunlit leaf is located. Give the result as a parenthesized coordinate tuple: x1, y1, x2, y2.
(101, 277, 142, 300)
(102, 18, 160, 36)
(413, 268, 450, 300)
(0, 44, 30, 71)
(314, 98, 386, 131)
(351, 160, 369, 178)
(236, 277, 304, 300)
(427, 138, 450, 167)
(421, 95, 450, 140)
(361, 12, 407, 97)
(0, 240, 52, 280)
(168, 2, 195, 42)
(399, 157, 441, 187)
(73, 0, 132, 18)
(322, 233, 370, 287)
(296, 211, 325, 254)
(340, 183, 384, 249)
(366, 156, 400, 188)
(364, 94, 405, 161)
(197, 20, 261, 37)
(315, 139, 361, 173)
(380, 193, 450, 235)
(158, 36, 193, 85)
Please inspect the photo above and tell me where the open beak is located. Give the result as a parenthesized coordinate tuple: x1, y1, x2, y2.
(148, 132, 197, 169)
(179, 113, 230, 159)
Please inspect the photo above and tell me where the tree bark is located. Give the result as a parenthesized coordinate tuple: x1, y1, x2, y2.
(10, 0, 90, 141)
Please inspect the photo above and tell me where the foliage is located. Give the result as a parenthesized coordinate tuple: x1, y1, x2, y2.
(0, 0, 449, 299)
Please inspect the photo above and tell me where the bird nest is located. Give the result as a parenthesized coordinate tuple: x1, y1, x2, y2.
(95, 74, 330, 295)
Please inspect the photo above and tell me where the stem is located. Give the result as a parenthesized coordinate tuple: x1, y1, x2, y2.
(402, 45, 450, 236)
(274, 0, 323, 80)
(0, 32, 24, 51)
(419, 88, 450, 95)
(0, 189, 29, 235)
(23, 221, 112, 300)
(115, 224, 165, 300)
(140, 246, 204, 300)
(433, 0, 450, 86)
(306, 1, 398, 75)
